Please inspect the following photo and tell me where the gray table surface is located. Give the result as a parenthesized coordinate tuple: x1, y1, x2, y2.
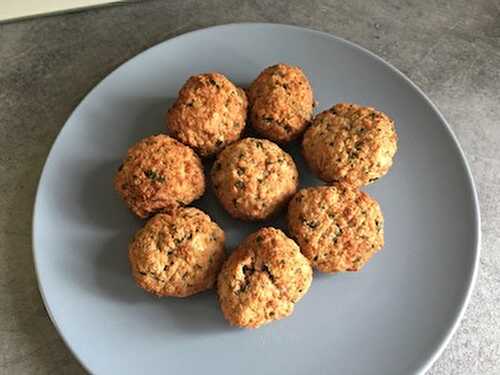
(1, 0, 499, 373)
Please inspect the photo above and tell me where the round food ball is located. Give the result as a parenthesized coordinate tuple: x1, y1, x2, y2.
(211, 137, 298, 220)
(302, 103, 397, 187)
(287, 186, 384, 272)
(129, 207, 225, 297)
(114, 134, 205, 218)
(217, 227, 312, 328)
(248, 64, 314, 143)
(167, 72, 248, 156)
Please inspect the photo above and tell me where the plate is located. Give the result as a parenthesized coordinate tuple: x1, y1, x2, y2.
(33, 23, 480, 375)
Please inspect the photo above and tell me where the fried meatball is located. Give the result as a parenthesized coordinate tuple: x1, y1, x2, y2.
(287, 186, 384, 272)
(302, 103, 397, 187)
(211, 137, 298, 220)
(248, 64, 314, 143)
(167, 72, 248, 156)
(129, 207, 225, 297)
(114, 135, 205, 218)
(217, 227, 312, 328)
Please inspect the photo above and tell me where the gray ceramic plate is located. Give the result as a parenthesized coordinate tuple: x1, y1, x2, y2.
(33, 23, 480, 375)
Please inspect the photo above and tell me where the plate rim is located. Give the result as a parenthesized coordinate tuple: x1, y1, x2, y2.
(31, 22, 481, 375)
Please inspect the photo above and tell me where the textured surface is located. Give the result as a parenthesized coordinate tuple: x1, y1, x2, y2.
(287, 186, 384, 272)
(302, 103, 398, 187)
(114, 134, 205, 218)
(211, 137, 298, 220)
(217, 227, 313, 328)
(0, 0, 498, 374)
(167, 72, 248, 156)
(248, 64, 314, 142)
(128, 207, 225, 297)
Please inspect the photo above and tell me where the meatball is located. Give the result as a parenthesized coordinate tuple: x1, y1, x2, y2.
(217, 227, 313, 328)
(167, 72, 248, 156)
(287, 186, 384, 272)
(248, 64, 314, 142)
(114, 135, 205, 218)
(302, 103, 397, 187)
(128, 207, 225, 297)
(211, 137, 298, 220)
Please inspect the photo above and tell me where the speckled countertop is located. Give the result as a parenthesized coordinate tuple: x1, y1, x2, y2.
(0, 1, 498, 373)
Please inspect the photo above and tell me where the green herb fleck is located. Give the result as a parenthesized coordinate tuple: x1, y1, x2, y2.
(305, 220, 319, 229)
(349, 151, 359, 160)
(144, 169, 165, 182)
(209, 78, 220, 88)
(235, 180, 245, 190)
(332, 226, 342, 243)
(262, 264, 275, 283)
(242, 265, 254, 278)
(144, 169, 157, 179)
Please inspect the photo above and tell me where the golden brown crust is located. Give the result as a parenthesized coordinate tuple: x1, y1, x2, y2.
(167, 72, 248, 156)
(211, 138, 299, 221)
(114, 135, 205, 218)
(248, 64, 314, 143)
(302, 103, 397, 187)
(287, 186, 384, 272)
(129, 207, 225, 297)
(217, 227, 312, 328)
